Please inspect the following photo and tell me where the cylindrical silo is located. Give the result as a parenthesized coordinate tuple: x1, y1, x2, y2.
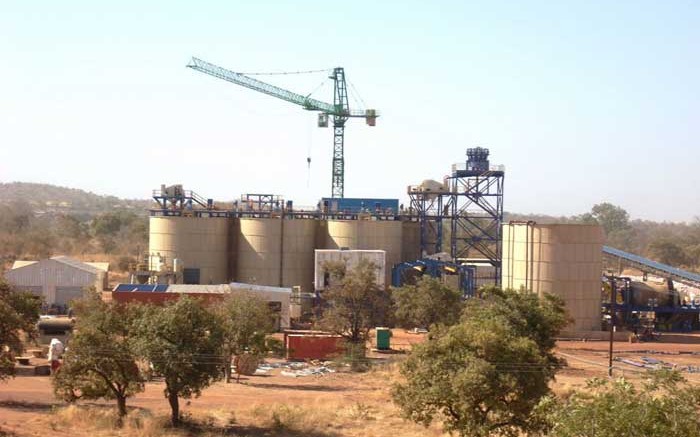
(401, 221, 421, 262)
(282, 219, 317, 292)
(325, 219, 403, 286)
(501, 223, 604, 332)
(236, 218, 282, 287)
(149, 216, 229, 285)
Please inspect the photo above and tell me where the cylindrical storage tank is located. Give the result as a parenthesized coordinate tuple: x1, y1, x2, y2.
(282, 219, 317, 292)
(237, 218, 282, 287)
(325, 220, 403, 287)
(629, 281, 673, 307)
(501, 223, 604, 332)
(149, 216, 229, 285)
(401, 221, 421, 262)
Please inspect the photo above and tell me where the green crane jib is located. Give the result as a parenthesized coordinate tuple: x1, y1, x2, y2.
(187, 57, 378, 198)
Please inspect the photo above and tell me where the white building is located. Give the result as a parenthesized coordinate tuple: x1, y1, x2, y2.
(5, 256, 109, 306)
(314, 249, 386, 291)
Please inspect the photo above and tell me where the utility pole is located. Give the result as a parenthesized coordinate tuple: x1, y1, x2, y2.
(607, 276, 616, 377)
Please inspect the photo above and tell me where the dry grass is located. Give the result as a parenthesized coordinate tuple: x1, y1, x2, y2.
(52, 405, 176, 437)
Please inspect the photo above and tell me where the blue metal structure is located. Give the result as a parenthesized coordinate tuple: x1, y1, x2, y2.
(407, 187, 447, 256)
(391, 258, 476, 297)
(603, 246, 700, 288)
(601, 275, 700, 331)
(408, 148, 505, 285)
(320, 197, 399, 215)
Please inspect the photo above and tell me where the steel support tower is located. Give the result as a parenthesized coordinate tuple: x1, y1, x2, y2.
(409, 148, 505, 285)
(407, 188, 447, 256)
(447, 147, 504, 285)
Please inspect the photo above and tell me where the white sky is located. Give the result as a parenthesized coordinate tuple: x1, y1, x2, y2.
(1, 1, 698, 221)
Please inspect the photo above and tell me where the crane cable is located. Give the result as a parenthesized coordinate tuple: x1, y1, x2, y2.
(236, 68, 331, 76)
(348, 79, 368, 109)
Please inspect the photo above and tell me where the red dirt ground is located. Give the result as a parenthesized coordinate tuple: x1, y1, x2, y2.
(1, 331, 699, 436)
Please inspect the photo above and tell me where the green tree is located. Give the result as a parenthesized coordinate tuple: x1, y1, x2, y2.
(540, 370, 700, 437)
(133, 297, 224, 426)
(316, 258, 392, 345)
(52, 295, 144, 421)
(216, 291, 274, 383)
(392, 276, 462, 329)
(580, 202, 630, 234)
(0, 280, 41, 380)
(648, 237, 688, 266)
(392, 287, 568, 437)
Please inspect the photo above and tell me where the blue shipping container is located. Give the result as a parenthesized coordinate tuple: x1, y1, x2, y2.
(320, 198, 399, 214)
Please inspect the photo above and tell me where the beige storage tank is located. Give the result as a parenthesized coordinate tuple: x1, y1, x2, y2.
(501, 223, 604, 332)
(237, 218, 282, 286)
(281, 219, 318, 292)
(149, 216, 229, 285)
(325, 219, 403, 286)
(401, 221, 421, 262)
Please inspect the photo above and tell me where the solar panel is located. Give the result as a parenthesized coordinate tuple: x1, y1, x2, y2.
(112, 284, 168, 292)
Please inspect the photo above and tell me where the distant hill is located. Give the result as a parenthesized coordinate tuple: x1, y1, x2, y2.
(0, 182, 152, 216)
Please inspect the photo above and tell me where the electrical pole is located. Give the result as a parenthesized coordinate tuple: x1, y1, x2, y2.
(608, 276, 616, 377)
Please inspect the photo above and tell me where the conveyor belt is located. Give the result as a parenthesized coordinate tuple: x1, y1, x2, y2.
(603, 246, 700, 288)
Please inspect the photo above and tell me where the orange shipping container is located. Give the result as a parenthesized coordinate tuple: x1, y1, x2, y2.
(285, 334, 345, 361)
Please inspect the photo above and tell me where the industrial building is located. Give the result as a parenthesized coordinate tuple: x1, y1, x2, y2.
(112, 282, 293, 330)
(5, 256, 109, 306)
(129, 147, 700, 335)
(144, 203, 417, 291)
(314, 249, 387, 290)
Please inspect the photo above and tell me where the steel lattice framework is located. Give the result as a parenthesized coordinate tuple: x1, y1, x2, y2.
(409, 148, 505, 285)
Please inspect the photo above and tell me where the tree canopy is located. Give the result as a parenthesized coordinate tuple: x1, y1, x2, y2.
(316, 258, 392, 345)
(132, 296, 224, 426)
(0, 280, 41, 380)
(539, 370, 700, 437)
(53, 294, 144, 420)
(392, 287, 568, 437)
(392, 276, 463, 329)
(216, 291, 274, 383)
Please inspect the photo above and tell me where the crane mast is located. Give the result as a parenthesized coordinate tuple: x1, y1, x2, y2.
(331, 67, 349, 198)
(187, 57, 377, 198)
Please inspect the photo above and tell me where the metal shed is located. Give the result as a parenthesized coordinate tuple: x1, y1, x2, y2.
(5, 256, 109, 306)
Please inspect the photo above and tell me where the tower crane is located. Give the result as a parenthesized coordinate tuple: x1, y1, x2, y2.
(187, 57, 378, 198)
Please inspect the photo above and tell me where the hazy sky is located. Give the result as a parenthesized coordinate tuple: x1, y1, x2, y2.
(1, 1, 698, 222)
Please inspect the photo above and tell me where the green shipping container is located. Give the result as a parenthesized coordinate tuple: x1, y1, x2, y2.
(376, 327, 391, 350)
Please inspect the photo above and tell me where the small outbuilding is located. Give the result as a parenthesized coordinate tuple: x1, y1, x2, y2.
(5, 256, 109, 306)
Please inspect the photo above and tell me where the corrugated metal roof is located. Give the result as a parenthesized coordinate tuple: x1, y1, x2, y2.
(111, 282, 293, 294)
(51, 256, 101, 274)
(9, 257, 100, 275)
(11, 260, 37, 269)
(166, 284, 235, 294)
(85, 262, 109, 272)
(229, 282, 292, 294)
